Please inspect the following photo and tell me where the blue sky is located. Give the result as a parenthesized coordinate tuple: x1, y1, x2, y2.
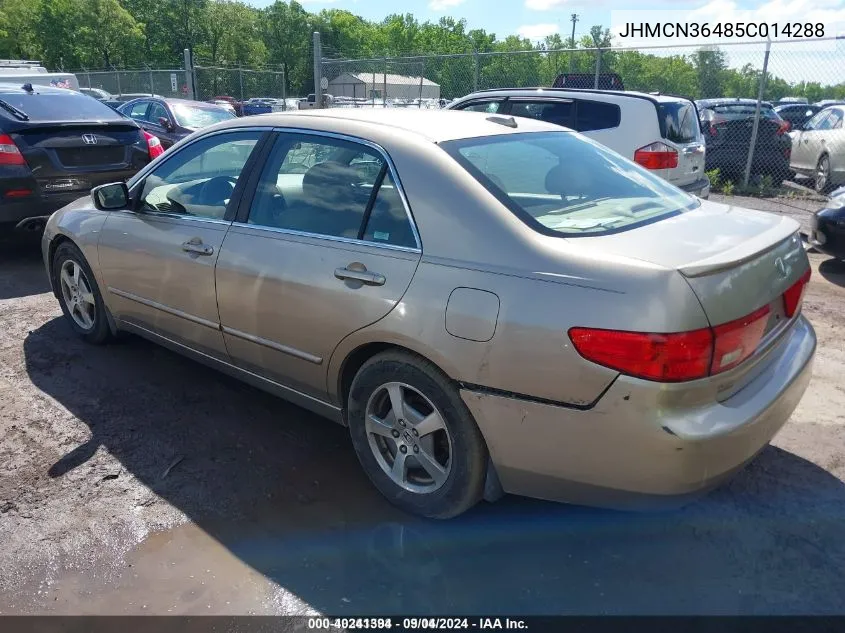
(246, 0, 845, 44)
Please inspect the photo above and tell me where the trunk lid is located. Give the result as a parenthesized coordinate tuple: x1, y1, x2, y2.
(572, 199, 807, 328)
(11, 123, 149, 193)
(708, 116, 783, 150)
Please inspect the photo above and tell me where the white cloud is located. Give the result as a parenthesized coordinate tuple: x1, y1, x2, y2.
(429, 0, 467, 10)
(517, 23, 560, 39)
(525, 0, 568, 9)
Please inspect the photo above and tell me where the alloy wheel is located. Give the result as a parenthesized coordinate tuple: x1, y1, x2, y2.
(364, 382, 453, 494)
(816, 157, 830, 193)
(59, 259, 96, 330)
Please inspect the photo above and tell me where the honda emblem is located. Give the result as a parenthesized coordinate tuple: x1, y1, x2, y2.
(82, 134, 97, 145)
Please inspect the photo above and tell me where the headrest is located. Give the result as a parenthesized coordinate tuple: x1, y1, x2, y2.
(302, 161, 358, 207)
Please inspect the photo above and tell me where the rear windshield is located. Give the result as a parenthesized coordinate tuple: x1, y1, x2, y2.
(442, 132, 699, 237)
(706, 104, 780, 120)
(659, 102, 699, 143)
(0, 91, 120, 121)
(172, 104, 235, 129)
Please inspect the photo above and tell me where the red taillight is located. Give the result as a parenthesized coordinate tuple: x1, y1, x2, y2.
(4, 189, 32, 198)
(776, 120, 791, 135)
(710, 305, 770, 375)
(634, 142, 678, 170)
(0, 133, 26, 166)
(143, 131, 164, 159)
(569, 305, 774, 382)
(783, 268, 811, 318)
(568, 327, 713, 382)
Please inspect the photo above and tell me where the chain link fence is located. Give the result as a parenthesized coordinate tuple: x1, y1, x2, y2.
(321, 37, 845, 192)
(193, 66, 287, 102)
(72, 64, 290, 103)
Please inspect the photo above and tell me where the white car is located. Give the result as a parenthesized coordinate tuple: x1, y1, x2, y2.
(789, 106, 845, 193)
(448, 88, 709, 198)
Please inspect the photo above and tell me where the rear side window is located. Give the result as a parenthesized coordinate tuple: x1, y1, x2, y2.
(659, 102, 699, 143)
(0, 91, 119, 121)
(574, 100, 621, 132)
(510, 100, 574, 128)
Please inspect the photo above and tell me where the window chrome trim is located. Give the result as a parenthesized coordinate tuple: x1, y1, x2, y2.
(108, 287, 220, 330)
(230, 222, 421, 254)
(269, 126, 422, 251)
(222, 326, 322, 365)
(125, 210, 233, 225)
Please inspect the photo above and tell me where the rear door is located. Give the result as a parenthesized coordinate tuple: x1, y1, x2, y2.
(215, 131, 422, 401)
(656, 100, 706, 189)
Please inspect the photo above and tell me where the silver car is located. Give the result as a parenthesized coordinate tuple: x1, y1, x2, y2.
(42, 109, 816, 518)
(790, 105, 845, 193)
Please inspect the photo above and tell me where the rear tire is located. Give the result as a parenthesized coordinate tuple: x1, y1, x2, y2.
(347, 350, 488, 519)
(815, 155, 832, 194)
(52, 241, 113, 345)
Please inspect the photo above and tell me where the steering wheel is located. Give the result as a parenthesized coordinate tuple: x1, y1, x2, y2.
(198, 175, 238, 206)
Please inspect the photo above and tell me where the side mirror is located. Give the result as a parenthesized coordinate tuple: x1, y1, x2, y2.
(92, 182, 130, 210)
(158, 117, 173, 131)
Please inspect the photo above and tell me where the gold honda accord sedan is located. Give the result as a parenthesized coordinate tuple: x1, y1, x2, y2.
(42, 109, 816, 518)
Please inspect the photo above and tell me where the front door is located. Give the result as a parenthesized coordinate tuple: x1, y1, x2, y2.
(97, 129, 266, 360)
(215, 131, 422, 400)
(793, 110, 832, 172)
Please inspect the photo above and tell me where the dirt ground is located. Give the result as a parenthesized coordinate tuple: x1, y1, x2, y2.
(1, 207, 844, 615)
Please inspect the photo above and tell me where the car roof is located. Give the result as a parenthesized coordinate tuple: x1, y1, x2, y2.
(219, 108, 566, 143)
(453, 87, 691, 104)
(0, 82, 75, 95)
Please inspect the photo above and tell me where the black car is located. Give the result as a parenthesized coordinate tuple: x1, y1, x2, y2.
(696, 98, 792, 184)
(810, 186, 845, 260)
(774, 103, 821, 131)
(117, 97, 236, 148)
(0, 83, 154, 232)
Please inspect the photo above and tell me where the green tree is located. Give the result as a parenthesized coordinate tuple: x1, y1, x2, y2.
(78, 0, 145, 67)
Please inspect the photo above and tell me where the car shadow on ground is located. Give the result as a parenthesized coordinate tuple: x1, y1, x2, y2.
(23, 317, 845, 615)
(0, 237, 50, 300)
(818, 257, 845, 288)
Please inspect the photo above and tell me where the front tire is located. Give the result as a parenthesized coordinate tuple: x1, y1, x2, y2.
(52, 241, 113, 344)
(347, 350, 488, 519)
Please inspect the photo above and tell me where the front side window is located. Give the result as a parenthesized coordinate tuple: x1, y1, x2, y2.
(806, 111, 832, 131)
(442, 131, 698, 236)
(147, 102, 169, 125)
(247, 134, 416, 247)
(457, 100, 503, 114)
(139, 131, 261, 219)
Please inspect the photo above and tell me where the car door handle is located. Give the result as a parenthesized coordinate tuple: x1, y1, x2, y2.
(182, 240, 214, 256)
(334, 266, 386, 286)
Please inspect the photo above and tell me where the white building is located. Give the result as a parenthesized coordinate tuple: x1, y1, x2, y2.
(328, 72, 440, 100)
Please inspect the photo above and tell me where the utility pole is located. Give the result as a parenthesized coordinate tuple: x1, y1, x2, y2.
(569, 13, 579, 72)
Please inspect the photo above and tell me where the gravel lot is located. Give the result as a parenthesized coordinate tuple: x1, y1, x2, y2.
(1, 211, 844, 615)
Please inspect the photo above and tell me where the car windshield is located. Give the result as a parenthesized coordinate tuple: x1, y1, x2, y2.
(708, 104, 780, 120)
(441, 132, 699, 236)
(171, 104, 235, 129)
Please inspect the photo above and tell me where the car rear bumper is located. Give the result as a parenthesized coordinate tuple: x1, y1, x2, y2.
(705, 146, 791, 175)
(678, 176, 711, 198)
(0, 193, 82, 225)
(461, 315, 816, 509)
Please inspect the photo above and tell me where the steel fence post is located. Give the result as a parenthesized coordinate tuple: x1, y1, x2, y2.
(184, 48, 194, 100)
(419, 59, 425, 107)
(239, 65, 244, 100)
(594, 48, 602, 89)
(383, 57, 388, 104)
(312, 32, 322, 108)
(473, 50, 479, 92)
(113, 66, 121, 97)
(743, 40, 772, 188)
(282, 68, 287, 103)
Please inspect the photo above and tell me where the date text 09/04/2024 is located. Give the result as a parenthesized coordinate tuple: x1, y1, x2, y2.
(618, 22, 825, 39)
(307, 618, 528, 630)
